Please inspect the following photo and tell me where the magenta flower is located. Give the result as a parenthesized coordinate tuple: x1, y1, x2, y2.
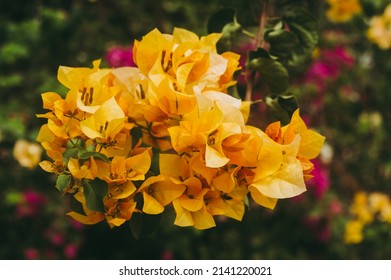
(16, 190, 47, 218)
(105, 46, 135, 68)
(24, 248, 39, 260)
(307, 159, 330, 200)
(49, 232, 65, 247)
(161, 250, 174, 260)
(302, 45, 356, 103)
(64, 243, 79, 259)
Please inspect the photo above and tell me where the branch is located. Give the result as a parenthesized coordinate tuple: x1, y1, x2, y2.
(245, 0, 269, 102)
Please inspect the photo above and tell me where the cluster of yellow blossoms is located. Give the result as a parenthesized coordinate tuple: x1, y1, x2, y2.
(37, 28, 325, 229)
(367, 4, 391, 50)
(326, 0, 362, 23)
(345, 191, 391, 243)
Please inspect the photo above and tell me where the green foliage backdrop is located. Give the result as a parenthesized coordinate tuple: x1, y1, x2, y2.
(1, 0, 391, 259)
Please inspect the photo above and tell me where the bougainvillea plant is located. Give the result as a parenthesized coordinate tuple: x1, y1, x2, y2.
(36, 3, 325, 233)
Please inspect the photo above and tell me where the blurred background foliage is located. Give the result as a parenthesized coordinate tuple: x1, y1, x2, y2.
(1, 0, 391, 259)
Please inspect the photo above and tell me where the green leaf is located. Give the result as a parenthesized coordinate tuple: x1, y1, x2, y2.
(83, 179, 108, 212)
(266, 95, 298, 125)
(129, 212, 162, 239)
(0, 42, 29, 64)
(284, 8, 318, 36)
(283, 8, 319, 69)
(63, 147, 79, 164)
(247, 49, 289, 94)
(78, 151, 110, 163)
(69, 194, 85, 215)
(56, 174, 72, 192)
(265, 29, 299, 58)
(207, 8, 242, 52)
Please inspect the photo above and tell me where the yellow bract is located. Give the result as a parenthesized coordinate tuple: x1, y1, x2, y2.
(326, 0, 362, 23)
(344, 191, 391, 244)
(367, 4, 391, 50)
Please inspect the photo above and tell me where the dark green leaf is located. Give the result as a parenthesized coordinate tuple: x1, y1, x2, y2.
(55, 174, 72, 192)
(265, 29, 299, 58)
(69, 194, 84, 215)
(83, 179, 108, 212)
(266, 95, 298, 125)
(78, 151, 110, 163)
(247, 49, 289, 94)
(129, 212, 162, 239)
(62, 147, 79, 164)
(283, 8, 319, 69)
(207, 8, 242, 52)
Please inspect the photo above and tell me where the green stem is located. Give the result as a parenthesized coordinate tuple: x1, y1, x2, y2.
(242, 29, 257, 39)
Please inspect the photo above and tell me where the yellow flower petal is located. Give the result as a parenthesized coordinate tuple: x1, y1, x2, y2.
(159, 153, 189, 178)
(173, 199, 194, 227)
(248, 186, 278, 209)
(205, 145, 230, 168)
(142, 191, 165, 214)
(250, 159, 306, 199)
(36, 124, 56, 143)
(173, 27, 199, 43)
(41, 92, 62, 110)
(125, 150, 151, 181)
(179, 195, 205, 212)
(298, 129, 326, 159)
(212, 169, 237, 193)
(108, 181, 136, 199)
(192, 206, 216, 230)
(67, 210, 104, 225)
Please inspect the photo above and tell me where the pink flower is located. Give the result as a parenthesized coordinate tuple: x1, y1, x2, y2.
(64, 243, 79, 259)
(322, 46, 355, 67)
(24, 248, 39, 260)
(301, 45, 356, 104)
(161, 250, 173, 260)
(16, 190, 47, 218)
(50, 233, 65, 247)
(105, 46, 135, 68)
(307, 159, 330, 200)
(329, 199, 343, 215)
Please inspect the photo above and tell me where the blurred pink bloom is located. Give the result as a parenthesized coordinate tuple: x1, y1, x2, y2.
(16, 190, 47, 218)
(329, 199, 343, 215)
(64, 243, 79, 259)
(322, 46, 355, 67)
(50, 233, 65, 247)
(234, 41, 257, 86)
(105, 46, 135, 68)
(307, 159, 330, 200)
(24, 248, 39, 260)
(302, 45, 356, 109)
(161, 250, 173, 260)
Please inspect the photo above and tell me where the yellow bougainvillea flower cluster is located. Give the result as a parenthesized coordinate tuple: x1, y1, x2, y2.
(326, 0, 362, 23)
(345, 191, 391, 244)
(37, 28, 325, 230)
(367, 4, 391, 50)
